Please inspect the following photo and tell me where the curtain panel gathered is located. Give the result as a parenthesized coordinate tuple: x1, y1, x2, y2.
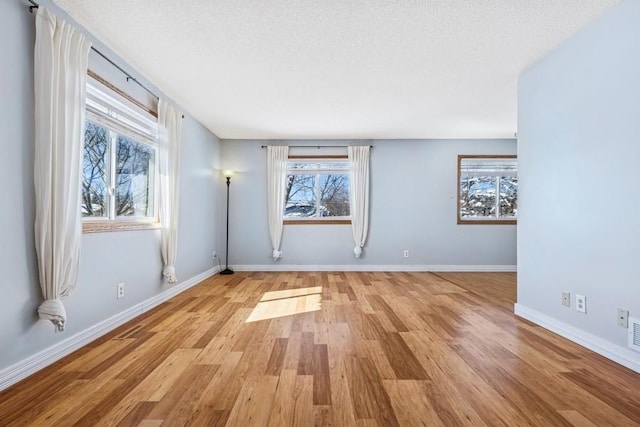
(34, 7, 91, 331)
(267, 146, 289, 260)
(158, 100, 182, 284)
(348, 146, 370, 258)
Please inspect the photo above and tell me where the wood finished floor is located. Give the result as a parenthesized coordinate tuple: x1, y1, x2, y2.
(1, 272, 639, 426)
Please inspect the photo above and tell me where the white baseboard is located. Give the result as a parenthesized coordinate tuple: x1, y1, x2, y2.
(514, 303, 640, 373)
(0, 266, 219, 392)
(232, 264, 517, 272)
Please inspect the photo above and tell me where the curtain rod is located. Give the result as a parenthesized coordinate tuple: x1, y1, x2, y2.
(27, 0, 158, 101)
(261, 145, 373, 149)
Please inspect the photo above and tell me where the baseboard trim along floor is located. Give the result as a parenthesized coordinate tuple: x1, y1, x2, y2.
(231, 264, 517, 272)
(514, 303, 640, 374)
(0, 266, 220, 391)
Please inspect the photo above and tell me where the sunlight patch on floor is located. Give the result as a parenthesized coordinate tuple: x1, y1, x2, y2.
(246, 287, 323, 323)
(260, 286, 323, 302)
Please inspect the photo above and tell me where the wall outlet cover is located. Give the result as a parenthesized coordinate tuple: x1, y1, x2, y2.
(617, 308, 629, 328)
(575, 294, 586, 313)
(562, 292, 570, 307)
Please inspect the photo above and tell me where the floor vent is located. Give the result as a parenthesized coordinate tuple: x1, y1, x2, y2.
(629, 317, 640, 352)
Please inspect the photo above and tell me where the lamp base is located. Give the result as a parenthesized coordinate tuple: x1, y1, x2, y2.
(220, 268, 235, 275)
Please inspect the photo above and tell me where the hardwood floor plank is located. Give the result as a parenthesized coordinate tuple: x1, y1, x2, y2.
(366, 294, 409, 332)
(225, 376, 280, 426)
(557, 410, 599, 427)
(563, 369, 640, 424)
(198, 351, 244, 411)
(297, 331, 316, 375)
(345, 356, 400, 426)
(454, 344, 573, 426)
(188, 409, 230, 427)
(152, 364, 221, 425)
(0, 376, 84, 426)
(80, 332, 155, 379)
(379, 332, 429, 380)
(2, 271, 638, 426)
(114, 401, 156, 427)
(265, 337, 289, 376)
(385, 380, 446, 427)
(312, 343, 331, 405)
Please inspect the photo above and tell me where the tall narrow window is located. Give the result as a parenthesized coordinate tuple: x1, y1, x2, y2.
(82, 75, 158, 230)
(284, 158, 351, 223)
(458, 155, 517, 224)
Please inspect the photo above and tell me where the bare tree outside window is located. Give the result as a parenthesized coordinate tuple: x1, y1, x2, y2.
(284, 159, 350, 219)
(82, 121, 108, 217)
(115, 135, 153, 217)
(82, 122, 155, 219)
(319, 174, 350, 217)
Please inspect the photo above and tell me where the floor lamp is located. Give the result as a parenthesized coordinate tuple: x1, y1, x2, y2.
(220, 170, 234, 275)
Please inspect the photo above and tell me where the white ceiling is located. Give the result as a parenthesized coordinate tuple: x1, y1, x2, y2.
(55, 0, 619, 140)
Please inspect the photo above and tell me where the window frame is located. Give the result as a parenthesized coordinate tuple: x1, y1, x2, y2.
(283, 155, 352, 225)
(457, 154, 517, 225)
(82, 72, 160, 234)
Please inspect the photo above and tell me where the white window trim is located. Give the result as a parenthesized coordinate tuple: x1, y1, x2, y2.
(82, 75, 159, 231)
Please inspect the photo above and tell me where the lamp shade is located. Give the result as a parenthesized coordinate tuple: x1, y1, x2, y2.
(223, 169, 234, 178)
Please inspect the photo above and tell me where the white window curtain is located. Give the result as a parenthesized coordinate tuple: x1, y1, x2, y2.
(267, 146, 289, 260)
(34, 7, 91, 331)
(158, 100, 182, 284)
(348, 146, 370, 258)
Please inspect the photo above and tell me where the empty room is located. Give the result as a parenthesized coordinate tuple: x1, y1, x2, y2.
(1, 0, 639, 425)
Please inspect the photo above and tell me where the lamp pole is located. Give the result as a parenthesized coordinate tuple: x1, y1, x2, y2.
(220, 172, 234, 275)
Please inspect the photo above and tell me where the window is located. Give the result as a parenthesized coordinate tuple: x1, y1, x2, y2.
(458, 155, 517, 224)
(284, 157, 351, 223)
(82, 75, 158, 232)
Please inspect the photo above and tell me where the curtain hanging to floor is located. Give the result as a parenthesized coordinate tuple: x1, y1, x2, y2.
(158, 100, 182, 284)
(267, 146, 289, 260)
(348, 146, 370, 258)
(34, 7, 91, 331)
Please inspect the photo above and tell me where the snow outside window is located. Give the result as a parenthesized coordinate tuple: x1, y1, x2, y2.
(458, 155, 517, 224)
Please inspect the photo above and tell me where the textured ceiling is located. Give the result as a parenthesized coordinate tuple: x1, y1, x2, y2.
(54, 0, 619, 139)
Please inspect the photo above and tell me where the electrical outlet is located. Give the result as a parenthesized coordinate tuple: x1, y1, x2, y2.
(562, 292, 570, 307)
(575, 294, 586, 313)
(117, 283, 125, 299)
(403, 250, 409, 258)
(618, 308, 629, 328)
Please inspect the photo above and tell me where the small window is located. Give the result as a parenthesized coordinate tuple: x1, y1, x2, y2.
(458, 155, 517, 224)
(284, 157, 351, 223)
(82, 75, 158, 232)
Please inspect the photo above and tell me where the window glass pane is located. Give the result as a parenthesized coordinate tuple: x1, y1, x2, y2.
(284, 174, 316, 217)
(288, 162, 318, 172)
(460, 176, 497, 218)
(115, 135, 154, 217)
(82, 121, 108, 217)
(460, 159, 517, 177)
(319, 174, 350, 217)
(499, 176, 518, 218)
(318, 162, 349, 171)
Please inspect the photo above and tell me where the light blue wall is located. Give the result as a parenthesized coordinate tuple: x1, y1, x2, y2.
(518, 0, 639, 363)
(221, 139, 517, 269)
(0, 0, 221, 373)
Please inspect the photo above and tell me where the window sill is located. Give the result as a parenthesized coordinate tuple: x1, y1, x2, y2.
(284, 219, 351, 225)
(457, 219, 517, 225)
(83, 220, 161, 234)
